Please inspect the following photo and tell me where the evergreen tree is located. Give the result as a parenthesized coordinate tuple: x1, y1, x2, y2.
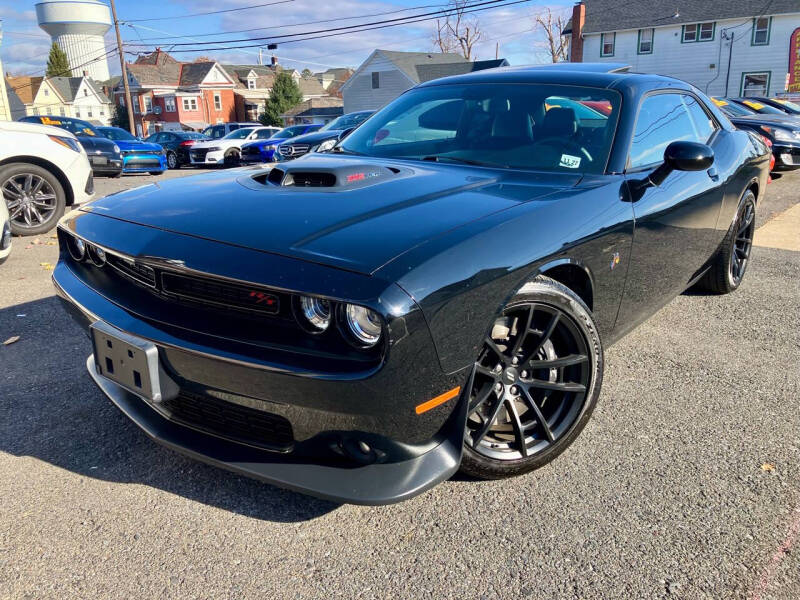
(259, 72, 302, 126)
(301, 68, 314, 78)
(110, 103, 129, 130)
(46, 42, 72, 78)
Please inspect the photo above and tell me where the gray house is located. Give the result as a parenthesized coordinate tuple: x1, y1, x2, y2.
(340, 50, 509, 113)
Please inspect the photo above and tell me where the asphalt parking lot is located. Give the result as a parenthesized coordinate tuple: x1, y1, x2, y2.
(1, 167, 798, 599)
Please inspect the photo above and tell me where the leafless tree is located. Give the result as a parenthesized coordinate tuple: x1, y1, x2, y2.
(431, 0, 483, 60)
(533, 7, 570, 63)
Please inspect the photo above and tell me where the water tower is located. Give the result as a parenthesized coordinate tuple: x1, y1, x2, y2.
(36, 0, 112, 82)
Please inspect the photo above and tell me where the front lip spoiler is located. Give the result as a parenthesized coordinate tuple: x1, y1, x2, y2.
(86, 356, 462, 505)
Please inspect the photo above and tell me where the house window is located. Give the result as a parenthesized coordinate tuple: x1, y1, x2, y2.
(247, 78, 256, 89)
(371, 72, 380, 89)
(165, 97, 176, 112)
(182, 97, 197, 111)
(132, 94, 140, 114)
(87, 107, 93, 117)
(752, 17, 771, 45)
(84, 89, 88, 96)
(43, 88, 49, 97)
(75, 109, 80, 118)
(59, 107, 66, 116)
(600, 32, 615, 57)
(214, 92, 221, 111)
(144, 95, 152, 113)
(683, 22, 715, 42)
(99, 107, 104, 116)
(32, 107, 39, 115)
(119, 96, 125, 107)
(741, 72, 770, 96)
(638, 28, 654, 54)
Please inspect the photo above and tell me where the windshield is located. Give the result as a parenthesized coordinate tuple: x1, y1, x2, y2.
(320, 112, 372, 131)
(340, 84, 621, 174)
(99, 127, 136, 141)
(273, 125, 311, 139)
(180, 132, 207, 140)
(737, 99, 786, 115)
(223, 128, 255, 140)
(771, 98, 800, 113)
(39, 116, 98, 136)
(715, 100, 755, 117)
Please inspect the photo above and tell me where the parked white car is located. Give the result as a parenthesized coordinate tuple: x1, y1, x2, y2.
(0, 200, 11, 264)
(1, 121, 94, 236)
(189, 126, 281, 167)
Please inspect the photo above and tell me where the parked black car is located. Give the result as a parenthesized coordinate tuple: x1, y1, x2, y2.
(713, 98, 800, 170)
(744, 96, 800, 116)
(275, 111, 374, 161)
(20, 115, 123, 177)
(53, 65, 769, 504)
(143, 131, 209, 169)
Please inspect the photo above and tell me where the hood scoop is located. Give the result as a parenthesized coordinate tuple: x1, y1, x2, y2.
(253, 161, 407, 190)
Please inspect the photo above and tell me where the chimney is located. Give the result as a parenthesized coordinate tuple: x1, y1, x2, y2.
(570, 2, 586, 63)
(271, 55, 278, 67)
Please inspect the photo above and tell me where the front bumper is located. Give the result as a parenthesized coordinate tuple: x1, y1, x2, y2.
(121, 152, 167, 173)
(51, 217, 467, 504)
(773, 142, 800, 170)
(88, 155, 123, 176)
(190, 149, 225, 165)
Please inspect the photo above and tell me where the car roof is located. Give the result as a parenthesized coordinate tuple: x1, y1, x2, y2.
(416, 63, 691, 91)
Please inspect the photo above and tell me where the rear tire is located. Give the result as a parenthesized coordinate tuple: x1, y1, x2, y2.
(1, 162, 66, 236)
(166, 151, 179, 170)
(694, 189, 756, 294)
(459, 276, 603, 480)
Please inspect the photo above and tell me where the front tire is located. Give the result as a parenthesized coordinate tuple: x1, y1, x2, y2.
(695, 189, 756, 294)
(166, 151, 179, 170)
(459, 276, 603, 479)
(1, 162, 67, 236)
(223, 150, 240, 168)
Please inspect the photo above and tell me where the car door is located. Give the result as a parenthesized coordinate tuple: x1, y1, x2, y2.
(615, 92, 725, 333)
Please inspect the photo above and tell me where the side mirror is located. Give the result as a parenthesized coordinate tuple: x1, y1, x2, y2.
(649, 141, 714, 186)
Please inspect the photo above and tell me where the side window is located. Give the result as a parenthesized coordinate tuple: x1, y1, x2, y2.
(629, 94, 697, 169)
(682, 95, 717, 143)
(212, 125, 224, 138)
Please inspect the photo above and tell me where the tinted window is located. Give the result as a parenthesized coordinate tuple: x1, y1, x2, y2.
(629, 94, 700, 169)
(340, 84, 621, 174)
(320, 112, 373, 131)
(223, 127, 255, 140)
(254, 129, 274, 139)
(99, 127, 136, 141)
(683, 96, 717, 143)
(29, 116, 98, 137)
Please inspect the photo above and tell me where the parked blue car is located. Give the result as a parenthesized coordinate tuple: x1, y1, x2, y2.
(97, 126, 167, 175)
(239, 124, 323, 163)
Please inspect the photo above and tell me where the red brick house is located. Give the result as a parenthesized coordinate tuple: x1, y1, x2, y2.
(114, 50, 237, 136)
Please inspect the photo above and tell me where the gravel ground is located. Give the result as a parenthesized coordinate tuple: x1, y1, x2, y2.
(0, 167, 798, 599)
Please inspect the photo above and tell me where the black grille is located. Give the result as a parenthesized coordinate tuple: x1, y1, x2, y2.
(125, 157, 162, 167)
(282, 144, 310, 159)
(160, 390, 294, 451)
(241, 146, 261, 157)
(162, 271, 280, 315)
(190, 149, 209, 161)
(107, 254, 156, 287)
(289, 172, 337, 187)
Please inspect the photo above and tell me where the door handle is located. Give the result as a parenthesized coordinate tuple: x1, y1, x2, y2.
(707, 167, 719, 182)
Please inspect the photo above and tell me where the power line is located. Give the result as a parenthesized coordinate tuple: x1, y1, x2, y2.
(128, 0, 531, 52)
(124, 2, 454, 41)
(125, 0, 296, 23)
(8, 47, 119, 93)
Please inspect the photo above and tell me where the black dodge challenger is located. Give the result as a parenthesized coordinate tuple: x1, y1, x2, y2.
(53, 65, 769, 504)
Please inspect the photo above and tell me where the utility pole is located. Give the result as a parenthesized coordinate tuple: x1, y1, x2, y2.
(109, 0, 136, 136)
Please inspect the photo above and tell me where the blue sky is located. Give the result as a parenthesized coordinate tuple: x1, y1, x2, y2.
(1, 1, 572, 77)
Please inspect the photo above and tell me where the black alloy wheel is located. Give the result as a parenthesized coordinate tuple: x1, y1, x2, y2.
(460, 277, 603, 479)
(694, 189, 756, 294)
(166, 151, 178, 169)
(1, 162, 66, 236)
(730, 198, 755, 286)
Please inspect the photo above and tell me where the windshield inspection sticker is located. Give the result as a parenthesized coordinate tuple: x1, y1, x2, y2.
(559, 154, 582, 169)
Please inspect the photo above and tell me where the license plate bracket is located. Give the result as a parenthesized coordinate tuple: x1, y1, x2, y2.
(91, 321, 164, 401)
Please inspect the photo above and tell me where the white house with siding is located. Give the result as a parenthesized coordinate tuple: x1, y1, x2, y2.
(340, 50, 508, 113)
(566, 0, 800, 97)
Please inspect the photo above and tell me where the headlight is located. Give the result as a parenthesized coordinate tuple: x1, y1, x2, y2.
(299, 296, 332, 331)
(314, 138, 337, 153)
(47, 135, 81, 153)
(762, 126, 799, 142)
(66, 234, 86, 261)
(207, 146, 222, 152)
(87, 244, 106, 267)
(112, 144, 120, 153)
(345, 304, 382, 346)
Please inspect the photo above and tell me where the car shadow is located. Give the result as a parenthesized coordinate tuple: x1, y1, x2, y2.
(0, 297, 339, 522)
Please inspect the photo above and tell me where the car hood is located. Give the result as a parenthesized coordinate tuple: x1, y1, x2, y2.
(243, 139, 280, 149)
(729, 114, 800, 128)
(279, 130, 340, 145)
(192, 139, 243, 149)
(80, 155, 578, 274)
(117, 140, 163, 152)
(78, 135, 119, 155)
